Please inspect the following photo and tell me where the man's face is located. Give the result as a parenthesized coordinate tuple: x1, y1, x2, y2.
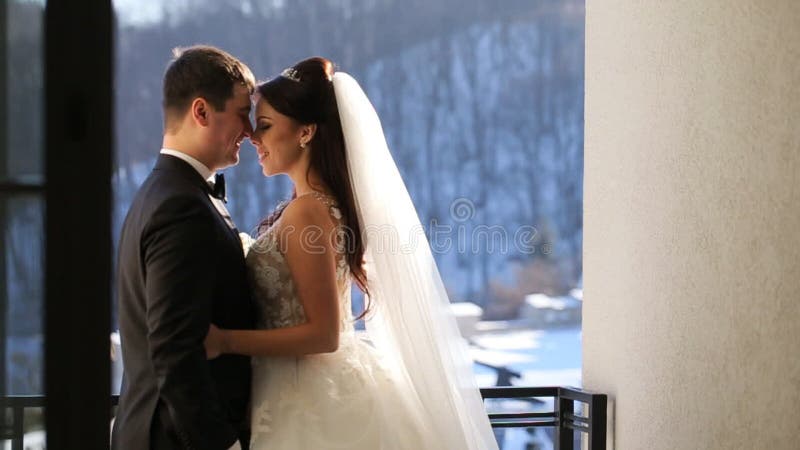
(206, 83, 253, 170)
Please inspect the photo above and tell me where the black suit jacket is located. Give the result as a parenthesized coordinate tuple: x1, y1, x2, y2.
(112, 155, 254, 450)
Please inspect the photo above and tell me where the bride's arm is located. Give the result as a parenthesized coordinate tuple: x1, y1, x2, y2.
(207, 197, 341, 357)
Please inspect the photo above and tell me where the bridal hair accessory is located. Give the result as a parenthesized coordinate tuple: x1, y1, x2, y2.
(280, 67, 301, 82)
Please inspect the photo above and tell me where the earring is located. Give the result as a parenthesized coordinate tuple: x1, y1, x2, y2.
(300, 142, 307, 149)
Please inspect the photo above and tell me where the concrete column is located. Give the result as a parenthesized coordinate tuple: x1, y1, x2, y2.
(583, 1, 800, 448)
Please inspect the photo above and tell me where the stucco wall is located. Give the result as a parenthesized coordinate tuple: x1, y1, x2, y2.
(583, 1, 800, 448)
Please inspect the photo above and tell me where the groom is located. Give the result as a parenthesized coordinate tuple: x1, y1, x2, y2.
(112, 46, 255, 450)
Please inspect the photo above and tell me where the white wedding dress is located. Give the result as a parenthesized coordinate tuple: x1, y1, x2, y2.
(245, 192, 436, 449)
(241, 72, 498, 450)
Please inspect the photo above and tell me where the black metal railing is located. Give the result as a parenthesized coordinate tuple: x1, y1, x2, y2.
(3, 389, 606, 450)
(1, 396, 44, 450)
(1, 395, 120, 450)
(480, 386, 607, 450)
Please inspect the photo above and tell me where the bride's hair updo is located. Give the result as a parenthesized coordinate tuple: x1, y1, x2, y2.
(256, 57, 371, 313)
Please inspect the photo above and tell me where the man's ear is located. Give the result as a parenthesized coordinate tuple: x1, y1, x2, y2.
(191, 98, 210, 126)
(300, 123, 317, 146)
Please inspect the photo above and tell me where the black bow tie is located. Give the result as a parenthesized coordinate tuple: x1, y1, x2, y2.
(210, 173, 227, 203)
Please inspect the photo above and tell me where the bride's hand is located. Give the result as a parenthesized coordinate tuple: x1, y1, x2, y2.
(204, 324, 226, 359)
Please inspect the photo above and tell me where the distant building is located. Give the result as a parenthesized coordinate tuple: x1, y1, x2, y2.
(518, 293, 582, 327)
(450, 302, 484, 338)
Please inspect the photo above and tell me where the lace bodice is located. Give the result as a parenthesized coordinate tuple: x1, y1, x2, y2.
(244, 194, 464, 450)
(245, 192, 354, 333)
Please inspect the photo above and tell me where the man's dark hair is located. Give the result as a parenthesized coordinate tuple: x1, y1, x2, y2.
(162, 45, 255, 130)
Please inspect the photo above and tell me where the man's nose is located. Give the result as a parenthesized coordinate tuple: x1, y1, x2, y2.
(242, 120, 254, 137)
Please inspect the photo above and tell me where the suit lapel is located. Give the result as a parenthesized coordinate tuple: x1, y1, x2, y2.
(208, 194, 238, 233)
(154, 154, 241, 240)
(154, 154, 210, 190)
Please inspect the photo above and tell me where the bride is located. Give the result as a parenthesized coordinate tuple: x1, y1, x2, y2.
(204, 57, 498, 450)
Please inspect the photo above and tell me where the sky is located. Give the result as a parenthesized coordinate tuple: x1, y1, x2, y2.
(113, 0, 163, 26)
(16, 0, 163, 26)
(110, 0, 289, 27)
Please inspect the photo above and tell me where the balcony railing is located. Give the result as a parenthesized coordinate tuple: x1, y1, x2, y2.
(2, 388, 606, 450)
(481, 386, 607, 450)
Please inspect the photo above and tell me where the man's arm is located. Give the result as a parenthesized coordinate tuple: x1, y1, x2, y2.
(144, 195, 238, 450)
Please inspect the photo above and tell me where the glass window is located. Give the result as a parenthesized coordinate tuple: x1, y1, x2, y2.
(112, 1, 585, 447)
(2, 195, 44, 396)
(3, 0, 44, 182)
(2, 1, 46, 447)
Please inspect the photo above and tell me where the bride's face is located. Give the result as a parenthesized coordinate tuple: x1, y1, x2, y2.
(250, 98, 305, 177)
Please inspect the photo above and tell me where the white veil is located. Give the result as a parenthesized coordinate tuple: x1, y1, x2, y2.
(333, 72, 498, 450)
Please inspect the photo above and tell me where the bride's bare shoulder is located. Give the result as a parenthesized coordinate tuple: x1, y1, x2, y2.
(276, 194, 336, 234)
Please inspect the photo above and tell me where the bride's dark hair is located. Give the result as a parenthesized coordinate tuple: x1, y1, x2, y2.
(256, 57, 371, 316)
